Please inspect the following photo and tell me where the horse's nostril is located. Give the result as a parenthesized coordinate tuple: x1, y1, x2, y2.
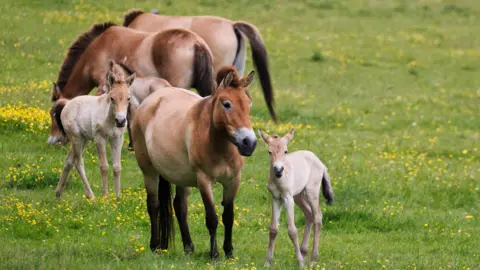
(242, 138, 249, 146)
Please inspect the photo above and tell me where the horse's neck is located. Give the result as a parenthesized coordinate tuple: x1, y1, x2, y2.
(96, 95, 116, 124)
(61, 73, 94, 99)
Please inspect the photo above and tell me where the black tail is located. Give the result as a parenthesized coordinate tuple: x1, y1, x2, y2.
(53, 102, 67, 137)
(158, 176, 174, 249)
(123, 9, 145, 27)
(322, 171, 334, 205)
(192, 43, 214, 97)
(233, 22, 277, 122)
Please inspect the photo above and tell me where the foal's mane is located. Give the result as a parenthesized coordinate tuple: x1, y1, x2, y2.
(56, 22, 117, 91)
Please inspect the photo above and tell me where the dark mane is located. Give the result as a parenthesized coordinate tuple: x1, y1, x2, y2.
(56, 22, 117, 91)
(123, 9, 145, 27)
(216, 66, 241, 88)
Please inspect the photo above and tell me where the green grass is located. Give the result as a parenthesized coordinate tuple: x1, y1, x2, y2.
(0, 0, 479, 269)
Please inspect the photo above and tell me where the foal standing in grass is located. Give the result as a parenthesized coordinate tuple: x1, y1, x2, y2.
(53, 60, 135, 199)
(259, 129, 334, 268)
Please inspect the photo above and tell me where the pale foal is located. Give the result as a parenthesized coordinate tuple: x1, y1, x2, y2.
(259, 129, 334, 268)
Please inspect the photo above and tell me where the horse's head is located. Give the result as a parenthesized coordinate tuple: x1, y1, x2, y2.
(104, 60, 136, 128)
(258, 129, 295, 178)
(47, 83, 67, 145)
(212, 66, 257, 156)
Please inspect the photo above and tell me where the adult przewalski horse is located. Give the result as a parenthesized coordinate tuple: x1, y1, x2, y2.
(47, 21, 215, 145)
(132, 66, 258, 258)
(123, 9, 277, 121)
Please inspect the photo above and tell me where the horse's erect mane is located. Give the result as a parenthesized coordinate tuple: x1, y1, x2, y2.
(216, 66, 241, 88)
(56, 22, 117, 91)
(123, 9, 145, 27)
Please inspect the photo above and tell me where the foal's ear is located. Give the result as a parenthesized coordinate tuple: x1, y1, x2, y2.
(242, 70, 255, 88)
(51, 83, 61, 102)
(107, 72, 116, 87)
(258, 129, 271, 144)
(283, 128, 295, 143)
(126, 73, 136, 87)
(218, 70, 234, 89)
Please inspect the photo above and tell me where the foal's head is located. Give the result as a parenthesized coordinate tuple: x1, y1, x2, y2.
(212, 66, 257, 156)
(259, 129, 295, 178)
(104, 60, 136, 127)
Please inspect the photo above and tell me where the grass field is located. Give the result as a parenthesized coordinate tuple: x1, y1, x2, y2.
(0, 0, 479, 269)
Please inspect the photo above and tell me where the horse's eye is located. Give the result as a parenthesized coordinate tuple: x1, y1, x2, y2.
(268, 151, 272, 155)
(128, 97, 131, 101)
(222, 100, 232, 111)
(110, 97, 114, 102)
(285, 151, 288, 154)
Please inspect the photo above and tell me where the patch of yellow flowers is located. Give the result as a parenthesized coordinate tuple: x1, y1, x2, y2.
(0, 103, 50, 133)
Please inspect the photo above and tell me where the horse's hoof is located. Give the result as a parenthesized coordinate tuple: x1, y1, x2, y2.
(264, 260, 272, 267)
(209, 249, 220, 260)
(184, 243, 195, 254)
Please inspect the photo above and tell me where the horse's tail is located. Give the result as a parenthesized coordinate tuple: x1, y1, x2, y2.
(158, 176, 174, 249)
(233, 22, 276, 122)
(53, 101, 67, 137)
(322, 171, 334, 205)
(192, 43, 214, 97)
(123, 9, 145, 27)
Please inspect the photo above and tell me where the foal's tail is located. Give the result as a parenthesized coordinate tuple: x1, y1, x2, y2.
(322, 171, 334, 205)
(158, 176, 174, 249)
(233, 22, 277, 122)
(192, 43, 215, 97)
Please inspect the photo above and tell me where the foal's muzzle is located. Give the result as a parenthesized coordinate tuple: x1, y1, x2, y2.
(115, 113, 127, 128)
(274, 166, 284, 178)
(233, 128, 257, 156)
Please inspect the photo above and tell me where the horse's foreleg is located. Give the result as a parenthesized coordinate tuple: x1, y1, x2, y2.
(95, 136, 109, 197)
(144, 172, 160, 251)
(285, 195, 304, 267)
(221, 175, 240, 258)
(197, 171, 219, 259)
(265, 198, 282, 267)
(174, 187, 194, 253)
(127, 104, 134, 151)
(110, 134, 124, 198)
(295, 196, 313, 258)
(55, 148, 75, 198)
(73, 140, 94, 199)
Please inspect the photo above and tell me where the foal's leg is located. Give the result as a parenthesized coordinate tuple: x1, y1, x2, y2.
(55, 148, 75, 198)
(144, 172, 160, 251)
(295, 195, 313, 258)
(307, 194, 323, 267)
(285, 195, 304, 267)
(265, 198, 282, 267)
(110, 134, 124, 198)
(221, 175, 240, 258)
(70, 139, 94, 199)
(197, 170, 219, 259)
(94, 136, 109, 197)
(174, 187, 195, 253)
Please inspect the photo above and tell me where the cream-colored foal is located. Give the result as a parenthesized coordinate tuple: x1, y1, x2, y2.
(53, 60, 135, 199)
(259, 129, 334, 268)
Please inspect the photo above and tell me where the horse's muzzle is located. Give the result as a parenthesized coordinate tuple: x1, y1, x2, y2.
(232, 128, 257, 156)
(115, 118, 127, 128)
(274, 166, 284, 178)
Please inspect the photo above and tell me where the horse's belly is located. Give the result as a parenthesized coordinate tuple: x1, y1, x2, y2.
(149, 150, 197, 187)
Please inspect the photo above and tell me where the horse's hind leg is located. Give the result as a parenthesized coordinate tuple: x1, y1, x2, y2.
(306, 193, 323, 267)
(144, 172, 160, 251)
(73, 140, 94, 199)
(55, 148, 75, 198)
(174, 187, 195, 253)
(95, 136, 109, 197)
(295, 195, 313, 259)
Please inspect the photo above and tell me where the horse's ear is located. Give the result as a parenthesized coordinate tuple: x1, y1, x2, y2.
(218, 70, 234, 89)
(243, 70, 255, 88)
(126, 73, 136, 87)
(107, 72, 116, 88)
(283, 128, 295, 143)
(258, 129, 271, 144)
(51, 83, 61, 102)
(108, 58, 116, 70)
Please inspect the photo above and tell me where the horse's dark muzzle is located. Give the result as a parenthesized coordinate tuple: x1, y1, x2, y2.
(236, 137, 257, 156)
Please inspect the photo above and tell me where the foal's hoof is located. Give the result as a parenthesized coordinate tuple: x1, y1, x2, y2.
(264, 259, 273, 267)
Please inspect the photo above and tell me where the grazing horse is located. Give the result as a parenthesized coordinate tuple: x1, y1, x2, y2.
(123, 9, 277, 121)
(258, 129, 334, 268)
(132, 66, 257, 258)
(47, 21, 214, 145)
(53, 60, 135, 199)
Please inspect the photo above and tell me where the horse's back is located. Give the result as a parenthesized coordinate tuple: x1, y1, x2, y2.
(288, 151, 326, 191)
(61, 95, 99, 137)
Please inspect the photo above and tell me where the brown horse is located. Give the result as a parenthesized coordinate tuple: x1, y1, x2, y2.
(123, 9, 277, 121)
(132, 66, 257, 258)
(47, 22, 214, 145)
